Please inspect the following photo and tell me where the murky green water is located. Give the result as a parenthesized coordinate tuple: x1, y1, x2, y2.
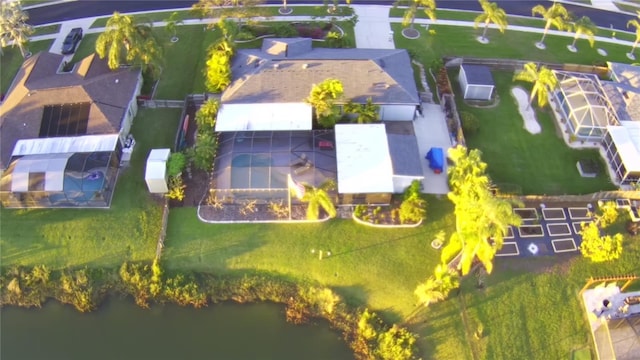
(0, 299, 353, 360)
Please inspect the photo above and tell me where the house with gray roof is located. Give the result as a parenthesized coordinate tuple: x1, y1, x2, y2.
(216, 38, 420, 131)
(207, 39, 424, 206)
(0, 52, 142, 208)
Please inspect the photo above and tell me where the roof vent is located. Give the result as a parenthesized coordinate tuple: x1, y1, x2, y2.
(273, 63, 280, 69)
(373, 82, 390, 89)
(379, 59, 385, 68)
(302, 63, 308, 69)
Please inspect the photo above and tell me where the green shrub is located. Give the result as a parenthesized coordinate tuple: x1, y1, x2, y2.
(399, 180, 426, 224)
(195, 99, 220, 131)
(273, 23, 298, 37)
(235, 30, 255, 41)
(167, 152, 186, 178)
(460, 111, 480, 135)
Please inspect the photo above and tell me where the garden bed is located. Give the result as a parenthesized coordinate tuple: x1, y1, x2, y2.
(518, 225, 544, 237)
(514, 208, 538, 221)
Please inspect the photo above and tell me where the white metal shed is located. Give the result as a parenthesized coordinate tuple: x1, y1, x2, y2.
(145, 149, 170, 193)
(459, 64, 495, 101)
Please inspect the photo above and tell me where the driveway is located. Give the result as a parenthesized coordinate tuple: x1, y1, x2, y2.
(413, 103, 452, 195)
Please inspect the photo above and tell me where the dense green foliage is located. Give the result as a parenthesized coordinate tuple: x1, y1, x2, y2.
(343, 97, 380, 124)
(399, 180, 427, 224)
(414, 264, 460, 307)
(95, 12, 163, 78)
(445, 145, 522, 275)
(579, 203, 624, 262)
(204, 39, 234, 92)
(305, 78, 344, 128)
(300, 180, 338, 220)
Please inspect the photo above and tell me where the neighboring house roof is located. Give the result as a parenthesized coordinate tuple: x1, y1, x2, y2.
(606, 62, 640, 122)
(461, 64, 495, 87)
(0, 52, 141, 168)
(225, 39, 420, 105)
(386, 133, 423, 177)
(607, 123, 640, 173)
(335, 124, 394, 194)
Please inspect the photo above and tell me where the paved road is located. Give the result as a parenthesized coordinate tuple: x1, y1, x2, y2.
(26, 0, 640, 32)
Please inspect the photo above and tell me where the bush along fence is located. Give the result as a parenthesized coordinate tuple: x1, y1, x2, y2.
(0, 263, 420, 360)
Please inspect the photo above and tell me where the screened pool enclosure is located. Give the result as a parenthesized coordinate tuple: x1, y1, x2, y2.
(553, 71, 620, 139)
(0, 135, 121, 208)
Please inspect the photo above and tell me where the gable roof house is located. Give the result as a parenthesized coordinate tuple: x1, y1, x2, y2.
(0, 52, 143, 207)
(206, 39, 424, 208)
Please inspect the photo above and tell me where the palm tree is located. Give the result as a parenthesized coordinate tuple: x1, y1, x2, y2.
(344, 97, 380, 123)
(531, 2, 571, 49)
(445, 146, 522, 275)
(627, 12, 640, 59)
(305, 78, 344, 128)
(415, 264, 459, 307)
(0, 0, 34, 58)
(474, 0, 508, 43)
(513, 62, 558, 109)
(399, 0, 437, 38)
(301, 179, 337, 220)
(568, 16, 596, 51)
(165, 12, 183, 42)
(96, 12, 163, 78)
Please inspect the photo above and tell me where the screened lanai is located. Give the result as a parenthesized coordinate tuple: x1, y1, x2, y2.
(210, 130, 337, 203)
(553, 71, 620, 139)
(0, 135, 120, 208)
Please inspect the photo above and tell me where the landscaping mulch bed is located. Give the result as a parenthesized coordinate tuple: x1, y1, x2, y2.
(198, 203, 316, 222)
(514, 208, 538, 220)
(181, 168, 210, 208)
(518, 225, 544, 237)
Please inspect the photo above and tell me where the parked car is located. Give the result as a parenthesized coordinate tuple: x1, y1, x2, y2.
(61, 28, 83, 54)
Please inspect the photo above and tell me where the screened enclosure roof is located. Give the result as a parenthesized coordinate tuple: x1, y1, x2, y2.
(212, 131, 337, 191)
(335, 124, 394, 194)
(554, 71, 619, 128)
(12, 134, 119, 157)
(607, 123, 640, 172)
(10, 153, 73, 192)
(215, 103, 312, 132)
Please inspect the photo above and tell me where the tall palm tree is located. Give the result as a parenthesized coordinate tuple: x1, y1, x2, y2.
(446, 146, 522, 275)
(400, 0, 437, 31)
(301, 179, 337, 220)
(0, 1, 34, 58)
(531, 2, 571, 48)
(96, 12, 163, 78)
(627, 12, 640, 58)
(474, 0, 508, 42)
(513, 62, 558, 109)
(165, 12, 183, 42)
(569, 16, 597, 51)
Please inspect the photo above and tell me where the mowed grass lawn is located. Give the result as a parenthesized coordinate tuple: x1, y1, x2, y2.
(459, 72, 614, 195)
(394, 23, 635, 66)
(164, 200, 455, 322)
(0, 108, 181, 269)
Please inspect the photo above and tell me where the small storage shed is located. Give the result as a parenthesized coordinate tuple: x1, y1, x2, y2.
(145, 149, 170, 193)
(459, 64, 495, 101)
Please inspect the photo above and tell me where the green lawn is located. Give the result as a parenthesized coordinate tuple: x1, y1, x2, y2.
(458, 71, 614, 195)
(0, 108, 181, 270)
(163, 200, 455, 322)
(394, 23, 634, 66)
(32, 24, 60, 37)
(90, 6, 354, 29)
(0, 40, 53, 94)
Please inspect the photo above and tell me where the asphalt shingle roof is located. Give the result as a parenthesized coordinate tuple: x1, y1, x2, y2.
(225, 39, 419, 105)
(461, 64, 495, 87)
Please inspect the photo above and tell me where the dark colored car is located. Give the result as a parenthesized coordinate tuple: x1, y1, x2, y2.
(61, 28, 83, 55)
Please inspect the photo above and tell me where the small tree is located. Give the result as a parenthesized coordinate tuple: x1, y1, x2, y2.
(569, 16, 596, 50)
(0, 0, 34, 58)
(398, 180, 426, 224)
(167, 152, 187, 178)
(531, 2, 571, 48)
(305, 78, 344, 128)
(474, 0, 508, 42)
(513, 62, 558, 109)
(579, 202, 624, 262)
(627, 12, 640, 58)
(195, 99, 220, 130)
(204, 39, 234, 93)
(398, 0, 437, 32)
(188, 131, 217, 172)
(414, 264, 459, 307)
(165, 11, 183, 42)
(300, 179, 337, 220)
(344, 97, 380, 123)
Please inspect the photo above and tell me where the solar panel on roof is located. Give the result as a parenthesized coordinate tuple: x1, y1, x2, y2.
(39, 103, 91, 138)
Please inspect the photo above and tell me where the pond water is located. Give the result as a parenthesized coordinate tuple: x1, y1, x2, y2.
(0, 299, 353, 360)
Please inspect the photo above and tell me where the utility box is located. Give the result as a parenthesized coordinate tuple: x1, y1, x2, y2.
(145, 148, 170, 193)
